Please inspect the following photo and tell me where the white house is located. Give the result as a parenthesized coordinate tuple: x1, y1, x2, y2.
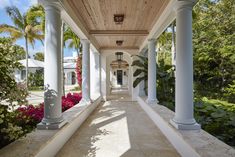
(15, 57, 78, 85)
(15, 59, 44, 82)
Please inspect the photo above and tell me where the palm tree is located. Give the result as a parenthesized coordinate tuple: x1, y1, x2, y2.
(63, 26, 82, 89)
(0, 6, 44, 89)
(63, 26, 81, 56)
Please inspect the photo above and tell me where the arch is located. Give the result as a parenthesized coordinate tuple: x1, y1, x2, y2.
(100, 49, 139, 100)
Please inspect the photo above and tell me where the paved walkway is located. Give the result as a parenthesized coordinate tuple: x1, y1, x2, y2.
(56, 92, 180, 157)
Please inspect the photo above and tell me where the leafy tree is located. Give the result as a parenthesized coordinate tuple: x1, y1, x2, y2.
(193, 0, 235, 98)
(0, 37, 28, 105)
(0, 6, 44, 89)
(33, 52, 44, 61)
(28, 69, 44, 88)
(27, 5, 45, 34)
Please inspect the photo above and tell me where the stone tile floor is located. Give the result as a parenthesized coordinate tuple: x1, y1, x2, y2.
(56, 93, 180, 157)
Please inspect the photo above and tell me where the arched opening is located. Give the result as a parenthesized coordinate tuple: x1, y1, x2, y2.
(110, 52, 129, 88)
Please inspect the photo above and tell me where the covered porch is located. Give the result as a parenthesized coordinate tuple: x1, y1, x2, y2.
(1, 0, 234, 157)
(38, 0, 199, 130)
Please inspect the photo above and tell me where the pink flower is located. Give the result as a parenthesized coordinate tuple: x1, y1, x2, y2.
(16, 93, 82, 124)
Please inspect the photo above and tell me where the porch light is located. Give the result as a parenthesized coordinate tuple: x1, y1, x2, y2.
(116, 52, 123, 61)
(110, 52, 128, 69)
(116, 40, 123, 46)
(114, 14, 124, 24)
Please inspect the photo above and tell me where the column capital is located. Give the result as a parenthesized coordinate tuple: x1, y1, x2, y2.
(148, 38, 157, 42)
(81, 39, 90, 44)
(39, 0, 62, 12)
(175, 0, 197, 11)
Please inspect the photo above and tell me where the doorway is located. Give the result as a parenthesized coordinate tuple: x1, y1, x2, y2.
(117, 70, 123, 85)
(72, 72, 76, 85)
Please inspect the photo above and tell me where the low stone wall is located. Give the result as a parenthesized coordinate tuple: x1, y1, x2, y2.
(0, 96, 102, 157)
(137, 96, 235, 157)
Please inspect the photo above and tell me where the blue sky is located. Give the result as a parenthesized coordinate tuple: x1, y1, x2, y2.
(0, 0, 74, 57)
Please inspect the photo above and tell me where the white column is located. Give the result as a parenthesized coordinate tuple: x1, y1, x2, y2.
(171, 22, 176, 67)
(80, 39, 91, 104)
(37, 1, 66, 129)
(146, 39, 158, 104)
(90, 50, 100, 99)
(100, 54, 107, 100)
(170, 0, 200, 130)
(98, 53, 102, 96)
(139, 50, 147, 96)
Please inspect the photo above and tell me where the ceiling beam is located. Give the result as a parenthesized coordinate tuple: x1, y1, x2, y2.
(90, 30, 149, 36)
(100, 46, 139, 51)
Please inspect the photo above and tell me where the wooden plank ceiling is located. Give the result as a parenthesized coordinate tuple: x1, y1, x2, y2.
(67, 0, 170, 50)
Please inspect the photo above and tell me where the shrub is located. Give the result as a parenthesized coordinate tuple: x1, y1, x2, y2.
(195, 97, 235, 147)
(0, 105, 24, 148)
(28, 69, 44, 88)
(1, 92, 82, 148)
(224, 80, 235, 103)
(62, 93, 82, 111)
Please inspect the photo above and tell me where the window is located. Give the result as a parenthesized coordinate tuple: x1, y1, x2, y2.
(21, 70, 26, 80)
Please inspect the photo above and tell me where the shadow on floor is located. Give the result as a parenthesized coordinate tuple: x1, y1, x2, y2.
(56, 93, 180, 157)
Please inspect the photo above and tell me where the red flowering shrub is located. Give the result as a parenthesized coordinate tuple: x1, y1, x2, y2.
(16, 93, 82, 126)
(16, 104, 44, 130)
(76, 55, 82, 88)
(62, 92, 82, 111)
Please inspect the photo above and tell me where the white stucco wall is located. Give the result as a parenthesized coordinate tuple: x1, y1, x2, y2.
(15, 67, 43, 83)
(100, 49, 139, 100)
(110, 67, 129, 88)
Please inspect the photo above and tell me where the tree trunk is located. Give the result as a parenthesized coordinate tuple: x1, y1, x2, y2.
(25, 36, 29, 90)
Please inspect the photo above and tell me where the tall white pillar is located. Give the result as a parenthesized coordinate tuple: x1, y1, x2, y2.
(98, 53, 102, 96)
(171, 22, 176, 67)
(146, 39, 158, 104)
(100, 54, 107, 101)
(38, 0, 66, 129)
(170, 0, 200, 130)
(90, 50, 100, 99)
(80, 39, 91, 104)
(139, 50, 147, 96)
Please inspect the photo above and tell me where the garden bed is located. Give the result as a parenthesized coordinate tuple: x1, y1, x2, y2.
(0, 92, 82, 149)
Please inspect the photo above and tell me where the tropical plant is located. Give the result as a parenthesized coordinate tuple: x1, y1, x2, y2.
(131, 54, 175, 102)
(193, 0, 235, 98)
(0, 37, 28, 149)
(63, 26, 82, 55)
(0, 6, 44, 89)
(63, 26, 82, 88)
(131, 55, 148, 94)
(195, 97, 235, 147)
(28, 69, 44, 88)
(33, 52, 44, 61)
(0, 37, 28, 106)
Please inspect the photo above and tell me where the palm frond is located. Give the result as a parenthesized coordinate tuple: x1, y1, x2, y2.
(0, 24, 23, 41)
(133, 76, 146, 88)
(131, 60, 144, 67)
(5, 6, 25, 31)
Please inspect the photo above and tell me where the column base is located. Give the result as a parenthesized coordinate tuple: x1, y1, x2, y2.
(170, 119, 201, 130)
(146, 98, 159, 105)
(80, 98, 92, 105)
(37, 120, 67, 130)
